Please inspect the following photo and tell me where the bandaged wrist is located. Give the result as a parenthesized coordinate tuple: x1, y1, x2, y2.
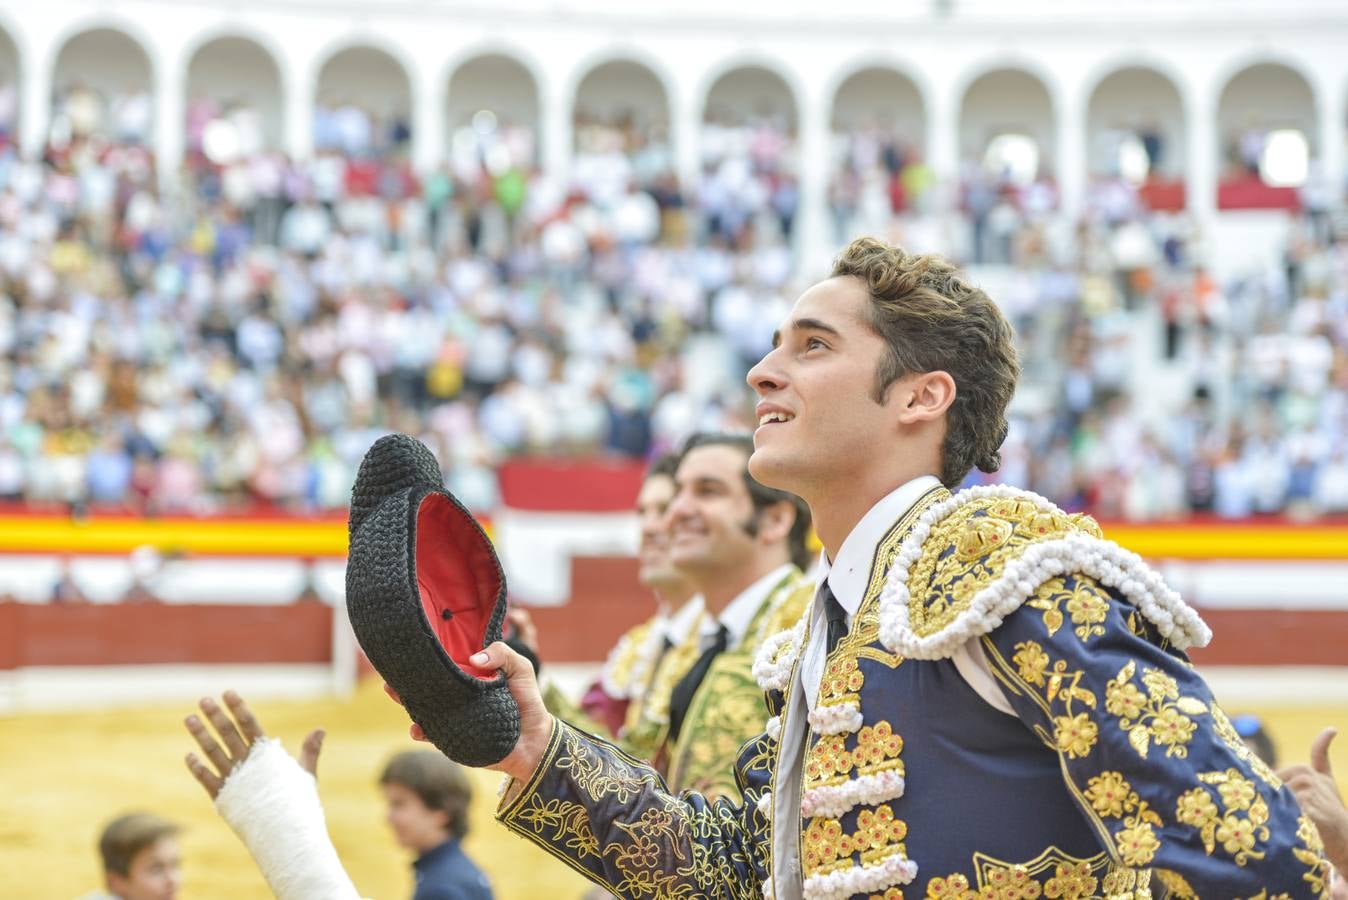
(214, 738, 361, 900)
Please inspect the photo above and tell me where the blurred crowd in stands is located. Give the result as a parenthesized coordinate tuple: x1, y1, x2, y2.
(0, 85, 1344, 520)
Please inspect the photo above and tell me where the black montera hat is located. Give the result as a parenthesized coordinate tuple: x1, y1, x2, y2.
(346, 434, 519, 767)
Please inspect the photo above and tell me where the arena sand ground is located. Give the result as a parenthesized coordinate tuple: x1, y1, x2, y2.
(2, 677, 1344, 899)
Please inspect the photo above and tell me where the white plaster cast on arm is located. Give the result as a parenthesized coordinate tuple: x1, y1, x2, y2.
(213, 737, 363, 900)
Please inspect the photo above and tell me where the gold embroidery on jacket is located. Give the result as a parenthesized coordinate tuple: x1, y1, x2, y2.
(1151, 868, 1195, 899)
(906, 497, 1102, 641)
(1009, 639, 1099, 759)
(1079, 771, 1163, 866)
(1293, 813, 1329, 896)
(666, 571, 810, 798)
(1174, 768, 1270, 865)
(1104, 660, 1207, 760)
(793, 487, 948, 886)
(1026, 577, 1110, 642)
(803, 803, 909, 875)
(1209, 705, 1283, 788)
(924, 848, 1111, 900)
(503, 722, 770, 900)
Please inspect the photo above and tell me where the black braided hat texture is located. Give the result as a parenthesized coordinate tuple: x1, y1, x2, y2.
(346, 434, 520, 766)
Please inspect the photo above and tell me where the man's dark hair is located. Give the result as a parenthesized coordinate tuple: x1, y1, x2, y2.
(831, 237, 1020, 487)
(679, 432, 813, 570)
(646, 452, 681, 481)
(99, 812, 178, 876)
(380, 749, 474, 839)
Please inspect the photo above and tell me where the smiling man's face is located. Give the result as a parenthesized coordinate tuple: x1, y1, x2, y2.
(635, 473, 680, 588)
(746, 276, 907, 498)
(665, 443, 760, 576)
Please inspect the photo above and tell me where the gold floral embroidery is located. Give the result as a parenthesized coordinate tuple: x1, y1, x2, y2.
(1209, 706, 1282, 788)
(1245, 892, 1292, 900)
(926, 874, 977, 900)
(856, 804, 909, 863)
(820, 656, 866, 703)
(981, 864, 1042, 900)
(1012, 640, 1099, 758)
(1175, 768, 1270, 865)
(803, 719, 904, 789)
(1100, 867, 1151, 900)
(870, 889, 906, 900)
(1293, 813, 1329, 896)
(928, 852, 1111, 900)
(1080, 771, 1163, 867)
(956, 515, 1016, 562)
(512, 796, 601, 860)
(1026, 578, 1110, 642)
(854, 720, 905, 772)
(1104, 660, 1207, 759)
(1043, 862, 1098, 900)
(805, 733, 854, 783)
(1055, 713, 1098, 759)
(803, 816, 854, 874)
(803, 804, 909, 878)
(906, 496, 1099, 640)
(1151, 869, 1195, 899)
(1114, 822, 1160, 868)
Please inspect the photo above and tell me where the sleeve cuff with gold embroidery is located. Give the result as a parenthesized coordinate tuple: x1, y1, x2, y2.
(496, 715, 564, 821)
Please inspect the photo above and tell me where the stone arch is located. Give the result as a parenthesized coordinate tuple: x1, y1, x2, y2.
(185, 35, 285, 159)
(958, 66, 1056, 185)
(51, 25, 156, 144)
(1086, 65, 1187, 182)
(1217, 61, 1317, 188)
(572, 57, 672, 160)
(313, 42, 413, 155)
(446, 52, 540, 171)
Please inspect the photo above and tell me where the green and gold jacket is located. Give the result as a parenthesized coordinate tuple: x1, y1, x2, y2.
(619, 567, 811, 797)
(499, 486, 1328, 900)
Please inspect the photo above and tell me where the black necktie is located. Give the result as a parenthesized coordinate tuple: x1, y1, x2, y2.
(822, 581, 849, 655)
(667, 624, 730, 744)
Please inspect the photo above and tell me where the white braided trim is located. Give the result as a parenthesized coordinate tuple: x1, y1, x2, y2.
(755, 789, 773, 817)
(806, 702, 864, 736)
(762, 878, 776, 900)
(877, 485, 1211, 660)
(802, 852, 918, 900)
(800, 770, 905, 819)
(765, 714, 782, 743)
(753, 616, 806, 692)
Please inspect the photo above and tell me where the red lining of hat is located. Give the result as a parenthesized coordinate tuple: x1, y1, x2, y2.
(416, 493, 499, 681)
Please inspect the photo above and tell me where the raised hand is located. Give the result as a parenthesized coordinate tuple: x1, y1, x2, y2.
(383, 640, 555, 782)
(1277, 727, 1348, 873)
(184, 690, 325, 799)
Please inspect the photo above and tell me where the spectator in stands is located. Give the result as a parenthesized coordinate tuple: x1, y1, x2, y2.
(0, 88, 1344, 524)
(80, 812, 181, 900)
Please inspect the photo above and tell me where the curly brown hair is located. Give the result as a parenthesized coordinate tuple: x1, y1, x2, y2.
(830, 237, 1019, 488)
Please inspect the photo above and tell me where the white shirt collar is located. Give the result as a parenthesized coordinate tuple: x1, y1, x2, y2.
(702, 563, 797, 649)
(662, 595, 705, 645)
(817, 475, 943, 616)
